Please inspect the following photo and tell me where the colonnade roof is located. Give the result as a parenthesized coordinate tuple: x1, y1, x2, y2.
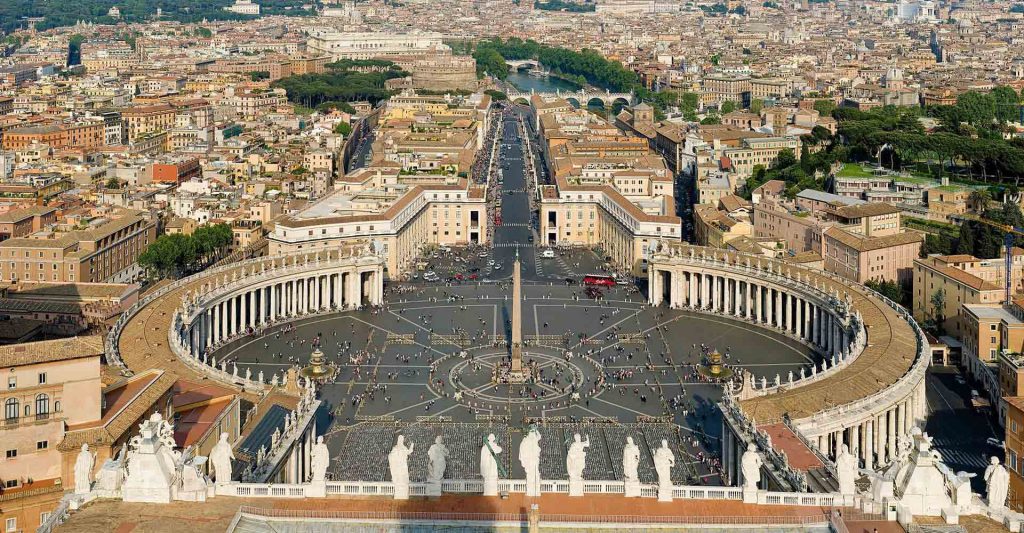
(739, 271, 917, 423)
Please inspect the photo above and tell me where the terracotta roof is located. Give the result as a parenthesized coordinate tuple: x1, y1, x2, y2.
(831, 203, 900, 218)
(58, 369, 176, 451)
(823, 227, 923, 253)
(0, 335, 103, 367)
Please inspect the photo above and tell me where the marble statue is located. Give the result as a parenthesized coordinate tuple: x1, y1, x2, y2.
(835, 444, 859, 495)
(740, 443, 763, 490)
(427, 436, 449, 484)
(94, 446, 127, 494)
(310, 435, 329, 483)
(520, 427, 542, 497)
(622, 436, 640, 483)
(985, 456, 1010, 510)
(480, 433, 502, 496)
(209, 432, 235, 484)
(653, 439, 675, 501)
(388, 435, 414, 499)
(566, 433, 591, 482)
(74, 443, 95, 494)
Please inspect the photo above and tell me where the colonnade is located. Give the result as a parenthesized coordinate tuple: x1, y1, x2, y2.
(175, 254, 385, 361)
(812, 379, 927, 469)
(649, 267, 851, 359)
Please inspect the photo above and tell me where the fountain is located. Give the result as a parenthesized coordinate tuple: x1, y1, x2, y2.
(696, 350, 734, 380)
(300, 348, 336, 382)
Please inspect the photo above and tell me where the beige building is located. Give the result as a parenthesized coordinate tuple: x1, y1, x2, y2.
(822, 227, 922, 284)
(269, 167, 487, 276)
(912, 254, 1013, 336)
(0, 337, 104, 533)
(0, 210, 156, 283)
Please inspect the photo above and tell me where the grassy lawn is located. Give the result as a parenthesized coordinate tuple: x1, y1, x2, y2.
(836, 163, 875, 178)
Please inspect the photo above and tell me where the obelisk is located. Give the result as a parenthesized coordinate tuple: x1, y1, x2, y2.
(510, 248, 524, 376)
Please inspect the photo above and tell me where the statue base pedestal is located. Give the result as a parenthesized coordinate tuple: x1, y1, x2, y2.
(624, 480, 640, 498)
(742, 487, 759, 504)
(503, 370, 528, 382)
(568, 479, 583, 497)
(426, 481, 442, 497)
(483, 479, 499, 497)
(658, 485, 673, 502)
(307, 481, 326, 498)
(393, 484, 410, 500)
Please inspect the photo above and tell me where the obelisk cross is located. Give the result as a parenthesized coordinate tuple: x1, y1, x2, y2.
(510, 247, 523, 373)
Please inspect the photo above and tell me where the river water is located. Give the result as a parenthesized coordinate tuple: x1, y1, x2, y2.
(506, 71, 619, 116)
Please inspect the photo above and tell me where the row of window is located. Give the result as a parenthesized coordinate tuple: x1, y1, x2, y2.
(7, 372, 45, 389)
(4, 394, 57, 420)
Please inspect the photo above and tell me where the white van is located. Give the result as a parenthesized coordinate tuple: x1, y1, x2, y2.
(541, 249, 555, 259)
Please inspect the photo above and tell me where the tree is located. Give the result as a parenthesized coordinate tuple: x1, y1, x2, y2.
(813, 99, 836, 117)
(720, 101, 737, 114)
(929, 288, 946, 333)
(680, 92, 699, 121)
(700, 114, 721, 125)
(967, 189, 992, 214)
(992, 86, 1021, 124)
(865, 279, 906, 307)
(956, 91, 997, 129)
(749, 98, 763, 115)
(334, 122, 352, 136)
(772, 148, 797, 169)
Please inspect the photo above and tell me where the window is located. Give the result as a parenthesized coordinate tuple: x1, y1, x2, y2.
(35, 393, 49, 419)
(5, 449, 16, 459)
(4, 398, 16, 420)
(40, 512, 50, 524)
(38, 372, 46, 385)
(37, 440, 47, 450)
(6, 376, 13, 389)
(5, 517, 14, 533)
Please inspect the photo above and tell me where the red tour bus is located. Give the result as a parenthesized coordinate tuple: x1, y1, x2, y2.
(583, 274, 616, 287)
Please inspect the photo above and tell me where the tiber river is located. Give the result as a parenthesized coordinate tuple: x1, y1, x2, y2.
(505, 70, 625, 116)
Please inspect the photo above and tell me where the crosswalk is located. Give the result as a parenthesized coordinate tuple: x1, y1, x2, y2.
(497, 223, 530, 228)
(931, 438, 991, 469)
(492, 242, 534, 248)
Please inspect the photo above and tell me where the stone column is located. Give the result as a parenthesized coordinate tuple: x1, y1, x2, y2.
(775, 289, 783, 328)
(876, 413, 885, 465)
(712, 275, 719, 312)
(887, 408, 897, 462)
(270, 283, 277, 320)
(735, 279, 742, 317)
(865, 418, 874, 469)
(722, 278, 729, 314)
(688, 272, 697, 307)
(851, 423, 860, 465)
(754, 284, 762, 323)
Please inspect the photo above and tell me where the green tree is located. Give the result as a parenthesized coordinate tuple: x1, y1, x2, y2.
(749, 98, 763, 115)
(992, 86, 1021, 124)
(813, 99, 836, 117)
(680, 92, 699, 121)
(720, 101, 737, 114)
(865, 279, 906, 307)
(956, 91, 997, 129)
(929, 288, 946, 333)
(334, 122, 352, 136)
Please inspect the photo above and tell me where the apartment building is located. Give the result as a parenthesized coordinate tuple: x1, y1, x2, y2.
(2, 121, 105, 151)
(0, 210, 156, 283)
(0, 207, 56, 241)
(122, 104, 176, 145)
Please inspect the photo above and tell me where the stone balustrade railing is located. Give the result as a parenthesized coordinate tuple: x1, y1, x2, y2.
(793, 289, 929, 434)
(215, 479, 853, 508)
(720, 392, 810, 492)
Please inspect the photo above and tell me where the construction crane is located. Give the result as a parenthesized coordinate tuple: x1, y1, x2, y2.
(955, 213, 1024, 304)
